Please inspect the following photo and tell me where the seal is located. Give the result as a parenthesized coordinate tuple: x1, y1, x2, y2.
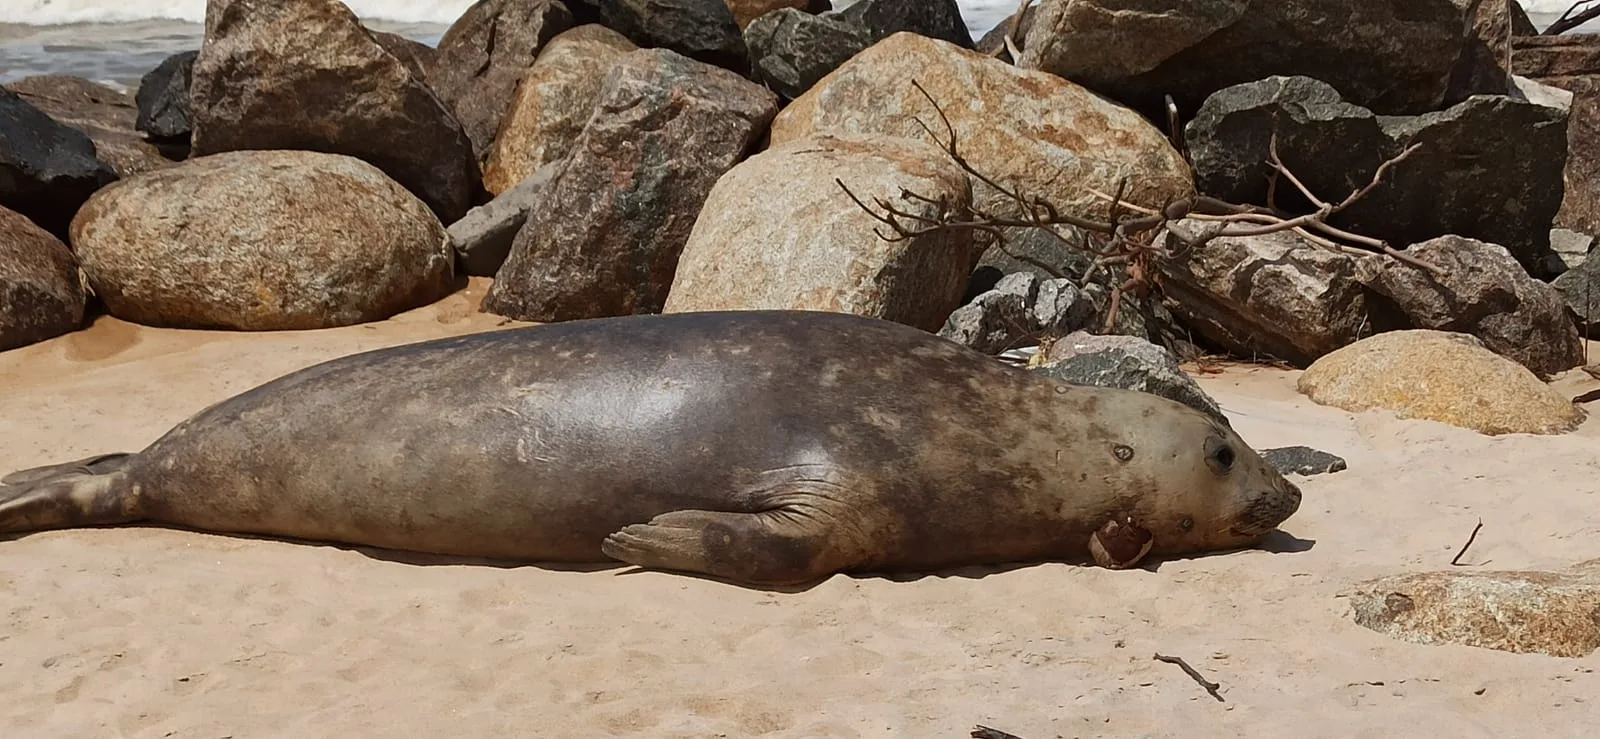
(0, 310, 1302, 586)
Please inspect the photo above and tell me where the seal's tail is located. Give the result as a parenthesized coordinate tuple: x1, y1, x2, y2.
(0, 453, 141, 533)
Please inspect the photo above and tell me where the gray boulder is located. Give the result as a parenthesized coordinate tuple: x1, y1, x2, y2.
(1031, 331, 1229, 426)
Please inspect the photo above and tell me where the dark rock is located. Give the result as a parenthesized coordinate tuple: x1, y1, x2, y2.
(369, 30, 439, 83)
(1546, 228, 1594, 276)
(7, 75, 178, 177)
(1444, 0, 1534, 101)
(428, 0, 575, 164)
(1552, 246, 1600, 337)
(1031, 331, 1229, 426)
(1357, 235, 1585, 378)
(481, 49, 777, 322)
(449, 165, 557, 277)
(1017, 0, 1247, 88)
(1513, 34, 1600, 236)
(134, 50, 198, 141)
(592, 0, 748, 71)
(743, 8, 871, 99)
(974, 1, 1036, 59)
(941, 273, 1100, 354)
(836, 0, 973, 48)
(0, 87, 117, 239)
(1260, 446, 1347, 476)
(725, 0, 831, 29)
(0, 204, 85, 351)
(190, 0, 481, 224)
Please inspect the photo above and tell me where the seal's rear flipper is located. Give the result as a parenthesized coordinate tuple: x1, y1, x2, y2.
(601, 507, 860, 587)
(0, 454, 141, 533)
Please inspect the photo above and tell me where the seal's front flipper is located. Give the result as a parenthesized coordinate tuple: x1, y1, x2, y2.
(0, 454, 140, 533)
(601, 507, 866, 587)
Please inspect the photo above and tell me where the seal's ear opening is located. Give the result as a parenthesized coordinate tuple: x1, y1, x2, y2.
(1203, 435, 1236, 476)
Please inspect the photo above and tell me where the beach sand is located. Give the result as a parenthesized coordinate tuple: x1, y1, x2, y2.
(2, 279, 1598, 737)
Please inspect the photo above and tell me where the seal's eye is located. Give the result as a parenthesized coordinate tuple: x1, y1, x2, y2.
(1204, 437, 1235, 475)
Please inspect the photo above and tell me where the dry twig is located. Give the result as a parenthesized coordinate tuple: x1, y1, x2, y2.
(1451, 519, 1485, 566)
(1154, 653, 1225, 702)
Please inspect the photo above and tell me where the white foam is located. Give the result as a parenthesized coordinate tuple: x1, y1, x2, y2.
(0, 0, 477, 26)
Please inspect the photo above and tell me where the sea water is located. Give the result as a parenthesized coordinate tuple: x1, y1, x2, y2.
(0, 0, 1585, 91)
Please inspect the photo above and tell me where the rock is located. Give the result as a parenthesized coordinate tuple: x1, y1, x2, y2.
(1444, 0, 1535, 101)
(6, 75, 178, 177)
(770, 32, 1194, 222)
(369, 30, 439, 83)
(592, 0, 747, 70)
(1297, 330, 1585, 436)
(1553, 245, 1600, 337)
(743, 8, 872, 100)
(428, 0, 575, 164)
(1186, 77, 1568, 277)
(68, 150, 455, 331)
(190, 0, 480, 224)
(134, 50, 198, 141)
(724, 0, 829, 29)
(941, 273, 1099, 354)
(1547, 228, 1594, 275)
(1019, 0, 1511, 118)
(482, 49, 777, 322)
(449, 165, 557, 277)
(663, 134, 973, 332)
(0, 205, 85, 351)
(0, 87, 117, 239)
(1346, 561, 1600, 658)
(1513, 35, 1600, 236)
(835, 0, 973, 48)
(482, 24, 638, 196)
(1260, 446, 1347, 476)
(1356, 235, 1585, 378)
(1157, 220, 1380, 368)
(1031, 331, 1229, 426)
(1033, 277, 1096, 336)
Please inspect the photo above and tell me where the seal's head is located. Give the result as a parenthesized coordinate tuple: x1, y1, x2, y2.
(1085, 390, 1303, 560)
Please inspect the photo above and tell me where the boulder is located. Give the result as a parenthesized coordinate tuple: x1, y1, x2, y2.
(1356, 235, 1584, 378)
(190, 0, 480, 223)
(1030, 330, 1229, 426)
(449, 165, 557, 277)
(1552, 245, 1600, 337)
(482, 24, 638, 195)
(1512, 34, 1600, 236)
(0, 205, 85, 351)
(591, 0, 747, 71)
(834, 0, 973, 48)
(68, 150, 455, 331)
(940, 273, 1098, 353)
(770, 32, 1194, 222)
(6, 75, 177, 177)
(1445, 0, 1534, 101)
(663, 134, 973, 332)
(427, 0, 575, 164)
(134, 50, 198, 141)
(1259, 446, 1347, 476)
(369, 30, 439, 83)
(1547, 228, 1594, 275)
(482, 49, 777, 322)
(1296, 330, 1585, 436)
(724, 0, 830, 29)
(0, 87, 117, 239)
(1018, 0, 1512, 118)
(1347, 561, 1600, 658)
(743, 8, 872, 100)
(1157, 220, 1379, 368)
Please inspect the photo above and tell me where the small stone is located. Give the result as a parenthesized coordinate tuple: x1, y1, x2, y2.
(1260, 446, 1348, 476)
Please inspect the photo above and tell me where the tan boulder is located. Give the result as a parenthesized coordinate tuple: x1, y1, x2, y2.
(1297, 330, 1585, 435)
(664, 134, 975, 332)
(1347, 560, 1600, 658)
(769, 31, 1194, 218)
(0, 205, 85, 351)
(69, 150, 455, 331)
(482, 25, 638, 195)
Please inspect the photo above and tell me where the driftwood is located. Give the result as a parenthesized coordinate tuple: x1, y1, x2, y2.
(835, 80, 1438, 331)
(1545, 0, 1600, 35)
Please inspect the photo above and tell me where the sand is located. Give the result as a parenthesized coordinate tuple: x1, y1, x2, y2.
(2, 280, 1598, 737)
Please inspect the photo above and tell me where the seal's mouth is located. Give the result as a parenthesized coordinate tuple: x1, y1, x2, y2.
(1229, 479, 1303, 538)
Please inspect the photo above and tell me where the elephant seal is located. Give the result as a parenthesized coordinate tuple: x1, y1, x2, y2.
(0, 310, 1301, 586)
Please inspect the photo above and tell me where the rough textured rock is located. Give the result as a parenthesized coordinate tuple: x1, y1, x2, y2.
(1513, 35, 1600, 236)
(1031, 331, 1228, 426)
(1446, 0, 1535, 101)
(189, 0, 480, 223)
(1017, 0, 1248, 88)
(482, 49, 777, 322)
(835, 0, 973, 48)
(1260, 446, 1347, 476)
(134, 50, 198, 141)
(724, 0, 829, 29)
(1186, 77, 1568, 277)
(743, 8, 872, 100)
(1552, 246, 1600, 337)
(428, 0, 575, 164)
(449, 165, 557, 277)
(1548, 228, 1594, 275)
(482, 24, 638, 196)
(1297, 330, 1585, 436)
(1019, 0, 1509, 118)
(6, 75, 177, 178)
(369, 30, 439, 83)
(0, 87, 117, 239)
(593, 0, 747, 70)
(1347, 560, 1600, 658)
(0, 205, 85, 351)
(1157, 221, 1379, 367)
(1357, 236, 1585, 378)
(68, 150, 455, 331)
(770, 32, 1194, 222)
(664, 134, 972, 332)
(941, 273, 1098, 353)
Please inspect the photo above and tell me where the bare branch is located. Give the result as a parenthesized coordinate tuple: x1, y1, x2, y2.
(1545, 0, 1600, 35)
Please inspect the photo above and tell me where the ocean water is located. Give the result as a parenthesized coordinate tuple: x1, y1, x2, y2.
(0, 1, 1583, 92)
